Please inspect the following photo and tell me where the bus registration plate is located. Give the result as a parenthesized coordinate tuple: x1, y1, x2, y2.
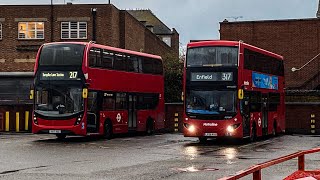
(49, 130, 61, 134)
(204, 133, 217, 137)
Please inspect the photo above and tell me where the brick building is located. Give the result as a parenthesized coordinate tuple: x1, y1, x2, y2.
(0, 3, 179, 131)
(219, 10, 320, 134)
(220, 18, 320, 90)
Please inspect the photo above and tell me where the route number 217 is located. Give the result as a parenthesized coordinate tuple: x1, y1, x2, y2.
(69, 72, 78, 79)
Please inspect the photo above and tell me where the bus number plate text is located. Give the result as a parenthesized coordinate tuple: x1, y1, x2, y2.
(204, 133, 217, 136)
(49, 130, 61, 134)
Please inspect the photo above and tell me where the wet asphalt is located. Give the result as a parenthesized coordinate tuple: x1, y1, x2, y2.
(0, 133, 319, 180)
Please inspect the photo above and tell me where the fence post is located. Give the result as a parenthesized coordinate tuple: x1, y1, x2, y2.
(253, 170, 261, 180)
(25, 111, 29, 131)
(298, 155, 305, 171)
(5, 112, 9, 132)
(16, 112, 19, 132)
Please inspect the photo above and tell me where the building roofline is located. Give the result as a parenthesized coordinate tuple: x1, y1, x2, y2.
(220, 17, 320, 24)
(126, 9, 174, 34)
(0, 3, 113, 6)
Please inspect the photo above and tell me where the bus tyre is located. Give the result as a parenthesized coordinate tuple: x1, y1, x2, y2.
(56, 134, 66, 140)
(146, 119, 154, 135)
(198, 137, 207, 144)
(272, 121, 278, 137)
(104, 120, 113, 140)
(250, 124, 257, 142)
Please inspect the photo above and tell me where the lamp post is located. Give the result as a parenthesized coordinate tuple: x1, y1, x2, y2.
(291, 52, 320, 72)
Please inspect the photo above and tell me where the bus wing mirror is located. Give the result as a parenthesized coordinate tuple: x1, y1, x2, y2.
(30, 90, 34, 100)
(238, 89, 244, 100)
(82, 88, 88, 99)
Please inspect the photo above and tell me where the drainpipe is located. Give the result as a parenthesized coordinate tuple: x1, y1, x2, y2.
(50, 0, 54, 42)
(91, 8, 97, 42)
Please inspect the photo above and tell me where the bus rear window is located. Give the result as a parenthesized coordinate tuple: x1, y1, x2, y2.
(187, 46, 238, 67)
(39, 44, 85, 66)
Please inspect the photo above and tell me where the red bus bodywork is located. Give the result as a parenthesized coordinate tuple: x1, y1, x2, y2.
(183, 40, 285, 140)
(32, 42, 165, 137)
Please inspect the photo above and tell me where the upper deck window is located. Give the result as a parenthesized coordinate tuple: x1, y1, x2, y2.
(39, 44, 85, 66)
(187, 46, 238, 67)
(18, 22, 44, 39)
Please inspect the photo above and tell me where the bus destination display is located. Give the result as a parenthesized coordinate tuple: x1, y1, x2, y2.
(40, 71, 80, 80)
(191, 72, 233, 82)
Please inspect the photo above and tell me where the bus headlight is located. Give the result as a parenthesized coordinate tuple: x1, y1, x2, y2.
(33, 114, 38, 125)
(188, 125, 196, 133)
(227, 123, 241, 133)
(184, 123, 196, 133)
(75, 114, 83, 125)
(227, 125, 235, 133)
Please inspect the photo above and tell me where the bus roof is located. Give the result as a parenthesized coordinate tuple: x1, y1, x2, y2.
(42, 42, 162, 60)
(187, 40, 283, 60)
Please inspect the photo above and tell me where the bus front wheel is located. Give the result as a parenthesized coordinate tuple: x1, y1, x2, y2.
(146, 119, 154, 135)
(104, 120, 113, 139)
(250, 124, 257, 142)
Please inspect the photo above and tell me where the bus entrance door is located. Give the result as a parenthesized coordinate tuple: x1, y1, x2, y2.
(87, 91, 100, 133)
(241, 94, 250, 137)
(262, 94, 268, 135)
(128, 94, 137, 131)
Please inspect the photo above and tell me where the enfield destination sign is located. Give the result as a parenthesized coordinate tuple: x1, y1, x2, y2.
(191, 72, 233, 82)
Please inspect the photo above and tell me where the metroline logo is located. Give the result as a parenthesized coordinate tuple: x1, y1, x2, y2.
(203, 123, 218, 127)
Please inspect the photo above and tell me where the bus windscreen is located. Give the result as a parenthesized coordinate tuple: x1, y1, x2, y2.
(187, 47, 238, 67)
(39, 44, 85, 66)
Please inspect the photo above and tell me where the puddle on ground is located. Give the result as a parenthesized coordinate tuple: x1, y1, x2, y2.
(173, 166, 219, 172)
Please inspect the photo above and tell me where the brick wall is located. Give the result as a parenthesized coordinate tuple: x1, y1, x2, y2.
(286, 103, 320, 134)
(220, 19, 320, 89)
(0, 4, 179, 72)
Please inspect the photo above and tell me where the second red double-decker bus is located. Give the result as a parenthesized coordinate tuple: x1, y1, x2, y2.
(31, 42, 165, 139)
(183, 40, 285, 143)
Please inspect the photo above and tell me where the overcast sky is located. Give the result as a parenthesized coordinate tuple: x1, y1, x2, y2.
(2, 0, 318, 46)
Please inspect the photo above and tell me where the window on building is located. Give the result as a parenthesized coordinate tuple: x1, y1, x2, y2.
(61, 22, 87, 39)
(18, 22, 44, 39)
(0, 23, 2, 40)
(162, 36, 171, 47)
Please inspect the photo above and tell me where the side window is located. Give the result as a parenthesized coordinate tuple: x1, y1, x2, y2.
(142, 57, 154, 74)
(137, 93, 159, 109)
(102, 50, 114, 69)
(116, 93, 127, 109)
(102, 92, 115, 110)
(127, 56, 139, 72)
(114, 53, 127, 71)
(138, 57, 143, 73)
(249, 91, 261, 112)
(153, 59, 163, 75)
(269, 93, 280, 112)
(89, 48, 101, 67)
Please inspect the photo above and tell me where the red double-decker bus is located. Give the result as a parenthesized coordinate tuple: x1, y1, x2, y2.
(183, 40, 285, 143)
(31, 42, 165, 139)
